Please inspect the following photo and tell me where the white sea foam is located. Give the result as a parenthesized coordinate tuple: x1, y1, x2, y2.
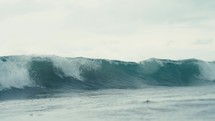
(0, 56, 33, 90)
(51, 57, 101, 81)
(198, 62, 215, 81)
(140, 58, 164, 74)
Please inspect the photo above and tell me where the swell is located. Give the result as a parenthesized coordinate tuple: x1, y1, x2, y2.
(0, 55, 215, 93)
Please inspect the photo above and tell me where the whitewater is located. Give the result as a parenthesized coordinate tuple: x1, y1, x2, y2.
(0, 55, 215, 121)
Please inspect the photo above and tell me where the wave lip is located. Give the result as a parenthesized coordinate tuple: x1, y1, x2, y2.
(0, 56, 215, 92)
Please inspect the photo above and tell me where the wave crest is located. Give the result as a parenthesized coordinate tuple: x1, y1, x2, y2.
(0, 56, 215, 91)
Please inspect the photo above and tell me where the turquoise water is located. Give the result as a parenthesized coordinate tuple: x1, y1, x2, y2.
(0, 55, 215, 120)
(0, 56, 214, 92)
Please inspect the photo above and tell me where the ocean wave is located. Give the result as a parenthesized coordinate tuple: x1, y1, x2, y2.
(0, 55, 215, 92)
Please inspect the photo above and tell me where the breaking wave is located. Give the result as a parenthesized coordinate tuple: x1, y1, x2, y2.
(0, 55, 215, 93)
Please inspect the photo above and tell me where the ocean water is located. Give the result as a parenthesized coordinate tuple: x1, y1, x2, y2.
(0, 56, 215, 121)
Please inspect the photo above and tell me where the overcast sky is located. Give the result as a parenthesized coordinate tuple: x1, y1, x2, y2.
(0, 0, 215, 61)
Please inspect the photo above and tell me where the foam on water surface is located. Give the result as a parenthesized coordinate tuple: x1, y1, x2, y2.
(0, 86, 215, 121)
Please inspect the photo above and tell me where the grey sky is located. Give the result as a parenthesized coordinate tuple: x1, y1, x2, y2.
(0, 0, 215, 61)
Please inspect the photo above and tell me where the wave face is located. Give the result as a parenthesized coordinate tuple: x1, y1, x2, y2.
(0, 56, 215, 92)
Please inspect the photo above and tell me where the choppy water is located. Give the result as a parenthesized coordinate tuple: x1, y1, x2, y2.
(1, 85, 215, 121)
